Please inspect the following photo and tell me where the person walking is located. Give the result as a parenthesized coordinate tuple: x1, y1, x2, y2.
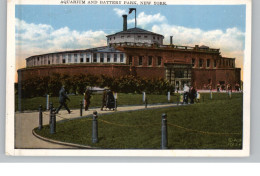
(101, 89, 108, 111)
(56, 85, 71, 114)
(84, 87, 92, 111)
(183, 84, 190, 104)
(190, 86, 197, 104)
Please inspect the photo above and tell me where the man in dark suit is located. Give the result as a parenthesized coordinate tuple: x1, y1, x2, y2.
(56, 85, 71, 114)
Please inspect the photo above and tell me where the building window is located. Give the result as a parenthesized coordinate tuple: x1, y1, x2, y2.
(62, 54, 66, 63)
(214, 60, 217, 68)
(127, 35, 130, 38)
(100, 53, 104, 63)
(120, 54, 124, 62)
(153, 36, 155, 40)
(86, 57, 89, 62)
(114, 54, 117, 62)
(93, 53, 97, 62)
(144, 36, 148, 38)
(114, 37, 115, 40)
(110, 38, 111, 41)
(207, 59, 210, 67)
(138, 36, 141, 39)
(107, 54, 110, 62)
(129, 55, 132, 65)
(158, 56, 162, 66)
(175, 70, 184, 78)
(37, 57, 40, 61)
(48, 60, 50, 65)
(148, 56, 152, 66)
(157, 37, 159, 40)
(121, 36, 124, 39)
(74, 54, 78, 63)
(80, 53, 84, 62)
(139, 56, 143, 65)
(192, 58, 195, 67)
(199, 59, 203, 67)
(68, 54, 72, 63)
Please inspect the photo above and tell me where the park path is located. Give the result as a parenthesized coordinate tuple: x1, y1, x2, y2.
(15, 103, 180, 149)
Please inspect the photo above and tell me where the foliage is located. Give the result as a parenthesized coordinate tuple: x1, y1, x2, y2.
(19, 73, 175, 98)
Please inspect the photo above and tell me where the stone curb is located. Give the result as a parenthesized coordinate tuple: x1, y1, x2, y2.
(32, 129, 99, 149)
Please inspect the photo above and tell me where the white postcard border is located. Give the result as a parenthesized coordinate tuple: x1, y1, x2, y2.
(6, 0, 252, 157)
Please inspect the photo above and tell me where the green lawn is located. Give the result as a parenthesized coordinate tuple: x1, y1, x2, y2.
(35, 93, 243, 149)
(16, 93, 179, 111)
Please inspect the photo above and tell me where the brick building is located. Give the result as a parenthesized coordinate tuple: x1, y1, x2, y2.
(19, 13, 241, 90)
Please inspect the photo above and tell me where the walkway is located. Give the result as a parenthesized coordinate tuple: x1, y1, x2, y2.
(15, 103, 180, 149)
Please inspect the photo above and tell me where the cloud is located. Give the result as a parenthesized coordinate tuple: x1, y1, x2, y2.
(152, 24, 245, 71)
(15, 18, 107, 69)
(113, 8, 127, 17)
(128, 12, 166, 27)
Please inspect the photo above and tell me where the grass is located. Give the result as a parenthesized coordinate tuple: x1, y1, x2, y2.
(35, 92, 243, 149)
(15, 93, 179, 111)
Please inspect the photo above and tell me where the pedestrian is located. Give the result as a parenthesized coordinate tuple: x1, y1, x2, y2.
(183, 84, 190, 104)
(190, 86, 197, 104)
(56, 85, 71, 114)
(106, 90, 115, 110)
(196, 91, 200, 103)
(84, 87, 92, 111)
(217, 84, 220, 92)
(101, 88, 108, 111)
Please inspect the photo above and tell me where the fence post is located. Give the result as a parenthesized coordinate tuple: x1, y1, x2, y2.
(18, 70, 22, 112)
(114, 92, 117, 111)
(46, 94, 49, 110)
(92, 111, 98, 143)
(83, 97, 85, 109)
(38, 105, 43, 130)
(145, 98, 148, 108)
(143, 92, 146, 103)
(50, 108, 56, 134)
(80, 101, 83, 116)
(161, 113, 168, 149)
(167, 92, 170, 103)
(210, 91, 213, 100)
(49, 102, 53, 126)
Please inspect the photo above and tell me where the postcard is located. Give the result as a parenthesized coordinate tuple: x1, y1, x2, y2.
(6, 0, 251, 156)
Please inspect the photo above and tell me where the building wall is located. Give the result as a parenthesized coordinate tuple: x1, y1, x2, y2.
(26, 52, 126, 67)
(107, 33, 163, 45)
(192, 68, 241, 89)
(18, 63, 240, 90)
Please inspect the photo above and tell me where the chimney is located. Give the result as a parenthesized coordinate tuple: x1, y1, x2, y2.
(170, 36, 173, 45)
(122, 14, 127, 31)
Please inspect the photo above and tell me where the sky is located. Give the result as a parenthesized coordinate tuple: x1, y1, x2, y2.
(15, 5, 246, 74)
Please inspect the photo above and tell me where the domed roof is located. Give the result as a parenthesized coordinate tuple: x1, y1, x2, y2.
(107, 27, 164, 37)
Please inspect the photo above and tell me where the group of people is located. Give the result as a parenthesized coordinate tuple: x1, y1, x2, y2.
(182, 84, 199, 104)
(55, 86, 116, 114)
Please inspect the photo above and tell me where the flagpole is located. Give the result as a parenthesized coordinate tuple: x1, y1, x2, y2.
(135, 9, 136, 28)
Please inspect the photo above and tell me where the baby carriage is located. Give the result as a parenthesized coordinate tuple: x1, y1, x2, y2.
(106, 91, 115, 110)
